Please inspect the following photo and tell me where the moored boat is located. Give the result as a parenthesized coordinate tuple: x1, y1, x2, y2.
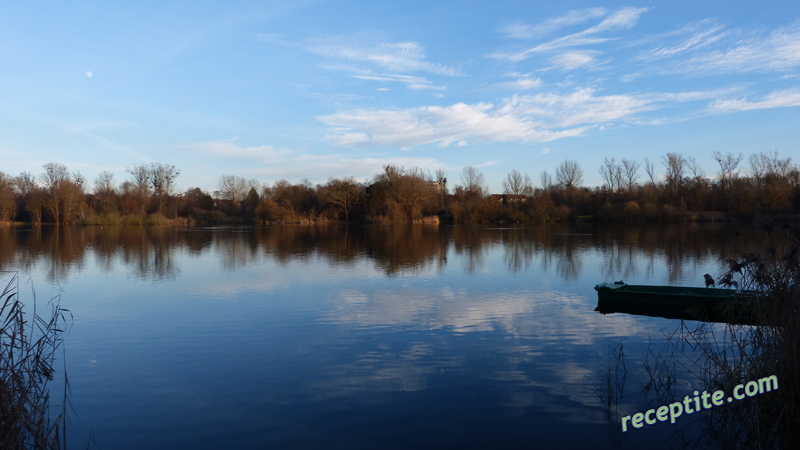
(594, 281, 756, 324)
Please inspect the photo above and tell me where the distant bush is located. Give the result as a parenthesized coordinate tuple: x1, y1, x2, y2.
(123, 213, 146, 225)
(145, 213, 172, 225)
(80, 212, 123, 226)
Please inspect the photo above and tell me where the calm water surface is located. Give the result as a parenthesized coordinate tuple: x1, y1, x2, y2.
(0, 224, 752, 449)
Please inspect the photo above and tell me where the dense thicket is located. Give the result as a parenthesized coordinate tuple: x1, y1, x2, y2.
(0, 150, 797, 225)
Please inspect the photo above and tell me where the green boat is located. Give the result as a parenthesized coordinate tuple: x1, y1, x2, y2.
(594, 281, 748, 323)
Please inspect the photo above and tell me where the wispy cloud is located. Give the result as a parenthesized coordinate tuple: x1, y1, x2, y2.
(319, 86, 756, 149)
(632, 22, 800, 76)
(635, 20, 727, 61)
(548, 51, 601, 70)
(501, 8, 608, 39)
(261, 32, 458, 90)
(678, 24, 800, 74)
(499, 73, 542, 90)
(305, 33, 460, 76)
(351, 71, 445, 90)
(499, 88, 653, 128)
(319, 102, 592, 148)
(708, 88, 800, 113)
(492, 7, 648, 63)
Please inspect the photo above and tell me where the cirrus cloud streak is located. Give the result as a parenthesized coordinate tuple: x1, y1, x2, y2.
(318, 87, 736, 149)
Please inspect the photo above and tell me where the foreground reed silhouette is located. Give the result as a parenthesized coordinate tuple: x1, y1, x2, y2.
(600, 219, 800, 449)
(0, 272, 69, 449)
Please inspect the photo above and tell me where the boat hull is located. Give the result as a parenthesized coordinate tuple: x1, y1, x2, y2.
(593, 281, 755, 324)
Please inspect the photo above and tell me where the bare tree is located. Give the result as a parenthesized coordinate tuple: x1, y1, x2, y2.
(662, 153, 686, 193)
(460, 166, 487, 198)
(712, 151, 743, 191)
(40, 163, 69, 223)
(322, 177, 364, 221)
(40, 162, 68, 192)
(435, 169, 447, 209)
(540, 170, 553, 190)
(0, 172, 12, 190)
(95, 171, 116, 194)
(599, 157, 621, 192)
(763, 151, 794, 181)
(502, 170, 532, 196)
(94, 171, 117, 214)
(749, 153, 768, 188)
(502, 170, 533, 209)
(150, 163, 180, 213)
(13, 172, 37, 196)
(555, 160, 583, 190)
(644, 158, 656, 186)
(621, 158, 641, 192)
(127, 164, 151, 212)
(0, 187, 13, 222)
(72, 172, 86, 193)
(0, 172, 14, 221)
(62, 178, 84, 221)
(217, 174, 248, 208)
(686, 156, 706, 180)
(247, 179, 262, 194)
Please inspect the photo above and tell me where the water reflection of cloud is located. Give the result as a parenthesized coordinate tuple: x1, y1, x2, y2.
(311, 342, 464, 400)
(315, 285, 653, 420)
(324, 287, 645, 340)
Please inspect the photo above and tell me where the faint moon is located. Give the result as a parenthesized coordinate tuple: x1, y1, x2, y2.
(86, 71, 93, 78)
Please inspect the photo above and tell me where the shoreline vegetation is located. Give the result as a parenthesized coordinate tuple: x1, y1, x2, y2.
(600, 219, 800, 448)
(0, 272, 68, 449)
(0, 150, 798, 227)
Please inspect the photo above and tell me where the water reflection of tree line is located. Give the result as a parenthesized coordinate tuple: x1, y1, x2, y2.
(0, 224, 760, 280)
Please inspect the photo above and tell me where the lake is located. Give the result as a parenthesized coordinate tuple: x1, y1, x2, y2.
(0, 223, 753, 449)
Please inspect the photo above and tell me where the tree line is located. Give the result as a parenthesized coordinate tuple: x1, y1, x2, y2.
(0, 150, 798, 225)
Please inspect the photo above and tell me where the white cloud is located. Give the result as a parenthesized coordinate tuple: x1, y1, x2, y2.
(351, 71, 445, 90)
(306, 33, 460, 76)
(690, 27, 800, 73)
(587, 7, 648, 34)
(641, 23, 800, 75)
(492, 7, 648, 62)
(498, 73, 543, 90)
(549, 51, 600, 70)
(319, 86, 749, 149)
(319, 101, 592, 148)
(708, 89, 800, 113)
(501, 8, 608, 39)
(264, 32, 459, 90)
(499, 88, 653, 128)
(636, 21, 727, 61)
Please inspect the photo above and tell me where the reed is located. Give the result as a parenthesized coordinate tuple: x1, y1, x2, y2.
(599, 219, 800, 448)
(0, 272, 69, 449)
(690, 220, 800, 448)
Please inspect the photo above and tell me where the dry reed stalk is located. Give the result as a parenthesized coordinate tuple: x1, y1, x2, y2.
(600, 219, 800, 448)
(1, 272, 69, 449)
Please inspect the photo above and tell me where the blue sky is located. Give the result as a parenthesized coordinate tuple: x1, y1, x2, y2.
(2, 1, 800, 193)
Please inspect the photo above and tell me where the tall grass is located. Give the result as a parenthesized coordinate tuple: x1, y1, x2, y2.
(690, 220, 800, 448)
(0, 272, 69, 449)
(599, 219, 800, 448)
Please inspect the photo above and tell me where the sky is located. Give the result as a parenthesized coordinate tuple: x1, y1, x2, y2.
(2, 0, 800, 194)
